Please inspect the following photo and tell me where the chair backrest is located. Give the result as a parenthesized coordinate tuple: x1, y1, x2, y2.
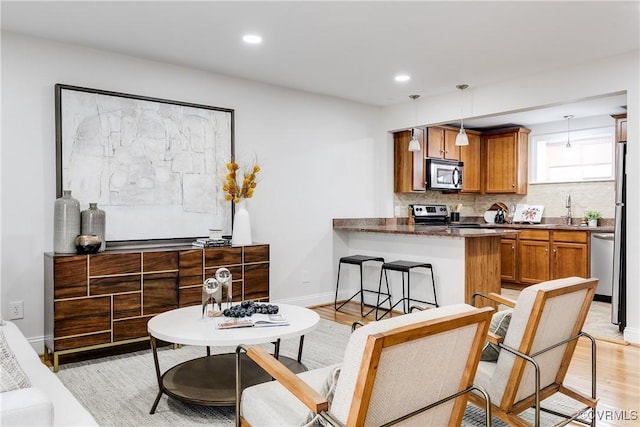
(486, 276, 597, 409)
(330, 304, 494, 427)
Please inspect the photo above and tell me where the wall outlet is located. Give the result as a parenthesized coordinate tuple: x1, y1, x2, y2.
(302, 270, 310, 284)
(9, 301, 24, 320)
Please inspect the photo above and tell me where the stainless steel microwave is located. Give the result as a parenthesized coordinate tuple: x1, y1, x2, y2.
(425, 158, 464, 191)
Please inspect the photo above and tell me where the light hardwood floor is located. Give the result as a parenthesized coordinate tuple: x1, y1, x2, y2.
(313, 301, 640, 427)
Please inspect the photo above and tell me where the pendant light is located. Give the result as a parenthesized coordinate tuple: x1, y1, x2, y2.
(408, 94, 421, 152)
(564, 115, 574, 148)
(455, 84, 469, 146)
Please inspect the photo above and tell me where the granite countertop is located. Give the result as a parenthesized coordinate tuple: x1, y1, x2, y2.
(333, 217, 614, 236)
(333, 218, 519, 238)
(479, 222, 614, 233)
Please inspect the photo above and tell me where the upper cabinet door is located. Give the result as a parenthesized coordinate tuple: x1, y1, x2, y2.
(427, 127, 445, 158)
(394, 129, 425, 192)
(427, 127, 459, 160)
(483, 127, 529, 194)
(485, 134, 517, 193)
(443, 129, 460, 161)
(460, 132, 481, 193)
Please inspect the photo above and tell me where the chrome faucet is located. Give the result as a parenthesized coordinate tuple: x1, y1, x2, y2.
(565, 195, 572, 225)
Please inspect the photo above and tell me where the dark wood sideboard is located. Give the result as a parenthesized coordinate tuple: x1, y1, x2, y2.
(44, 243, 269, 371)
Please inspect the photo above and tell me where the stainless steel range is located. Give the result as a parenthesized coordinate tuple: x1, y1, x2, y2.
(409, 204, 483, 228)
(409, 204, 449, 225)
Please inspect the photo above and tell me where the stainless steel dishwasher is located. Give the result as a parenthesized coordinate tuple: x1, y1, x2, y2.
(591, 232, 614, 300)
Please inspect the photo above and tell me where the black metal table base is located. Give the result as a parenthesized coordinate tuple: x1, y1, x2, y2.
(150, 337, 306, 413)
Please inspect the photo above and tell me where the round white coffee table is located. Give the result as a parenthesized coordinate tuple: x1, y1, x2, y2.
(147, 303, 320, 412)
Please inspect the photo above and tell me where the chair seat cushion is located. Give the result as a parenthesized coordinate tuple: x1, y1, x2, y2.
(241, 363, 340, 426)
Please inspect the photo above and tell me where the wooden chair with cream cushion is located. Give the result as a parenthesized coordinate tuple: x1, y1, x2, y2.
(235, 303, 494, 427)
(470, 276, 598, 427)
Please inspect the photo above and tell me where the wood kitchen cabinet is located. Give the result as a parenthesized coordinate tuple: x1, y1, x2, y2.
(426, 126, 460, 160)
(500, 235, 517, 282)
(45, 243, 269, 370)
(551, 231, 589, 279)
(517, 230, 550, 285)
(459, 131, 482, 193)
(501, 228, 590, 288)
(483, 127, 530, 194)
(394, 128, 425, 192)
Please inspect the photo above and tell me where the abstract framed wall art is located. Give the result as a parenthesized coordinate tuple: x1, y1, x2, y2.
(55, 84, 234, 242)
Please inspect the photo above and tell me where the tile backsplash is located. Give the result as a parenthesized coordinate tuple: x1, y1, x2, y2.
(394, 180, 614, 220)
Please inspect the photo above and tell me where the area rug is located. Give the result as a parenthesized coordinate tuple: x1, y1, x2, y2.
(56, 318, 584, 426)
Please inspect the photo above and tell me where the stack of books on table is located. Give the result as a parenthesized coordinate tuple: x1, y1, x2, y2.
(192, 238, 232, 248)
(215, 314, 290, 329)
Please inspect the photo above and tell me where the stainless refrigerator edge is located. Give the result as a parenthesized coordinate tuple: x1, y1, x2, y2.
(612, 140, 626, 330)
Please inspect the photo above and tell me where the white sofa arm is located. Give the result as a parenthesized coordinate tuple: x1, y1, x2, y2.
(0, 387, 54, 427)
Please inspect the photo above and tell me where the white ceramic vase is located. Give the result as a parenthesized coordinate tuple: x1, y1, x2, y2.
(588, 219, 598, 227)
(231, 200, 252, 246)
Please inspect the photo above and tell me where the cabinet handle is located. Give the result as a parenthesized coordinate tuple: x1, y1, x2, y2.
(512, 184, 516, 188)
(545, 248, 548, 252)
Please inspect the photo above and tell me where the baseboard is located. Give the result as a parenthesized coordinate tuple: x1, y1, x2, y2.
(623, 326, 640, 345)
(275, 291, 338, 307)
(27, 334, 45, 355)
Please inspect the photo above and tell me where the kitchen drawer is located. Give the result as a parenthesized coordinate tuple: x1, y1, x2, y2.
(179, 250, 204, 287)
(204, 264, 242, 280)
(113, 317, 150, 341)
(54, 296, 111, 337)
(90, 253, 141, 276)
(143, 251, 178, 272)
(552, 230, 588, 244)
(90, 274, 141, 295)
(244, 244, 270, 263)
(113, 293, 142, 319)
(53, 256, 88, 299)
(205, 247, 242, 267)
(55, 332, 111, 351)
(518, 229, 550, 241)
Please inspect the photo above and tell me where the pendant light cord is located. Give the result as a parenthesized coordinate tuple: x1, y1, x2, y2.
(564, 115, 573, 148)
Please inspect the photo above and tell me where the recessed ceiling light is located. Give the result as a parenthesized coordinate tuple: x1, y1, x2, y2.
(395, 74, 410, 82)
(243, 34, 262, 44)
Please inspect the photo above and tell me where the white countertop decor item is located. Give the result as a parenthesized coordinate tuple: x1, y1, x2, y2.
(513, 204, 545, 223)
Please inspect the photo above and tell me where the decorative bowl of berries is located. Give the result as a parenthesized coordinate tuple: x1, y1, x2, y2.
(223, 300, 279, 318)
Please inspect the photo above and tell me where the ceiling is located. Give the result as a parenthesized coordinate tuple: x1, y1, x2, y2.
(1, 1, 637, 123)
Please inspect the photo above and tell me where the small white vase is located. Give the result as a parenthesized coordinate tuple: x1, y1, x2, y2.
(232, 200, 252, 246)
(588, 219, 598, 227)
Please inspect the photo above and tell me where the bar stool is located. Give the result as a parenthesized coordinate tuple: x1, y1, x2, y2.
(375, 260, 439, 320)
(334, 255, 391, 317)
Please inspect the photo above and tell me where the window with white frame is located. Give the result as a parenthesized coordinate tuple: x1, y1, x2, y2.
(530, 126, 615, 183)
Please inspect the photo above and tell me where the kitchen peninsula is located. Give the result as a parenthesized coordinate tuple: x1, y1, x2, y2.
(333, 218, 518, 310)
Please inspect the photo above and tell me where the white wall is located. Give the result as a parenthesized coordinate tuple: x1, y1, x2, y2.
(2, 31, 638, 347)
(0, 32, 384, 350)
(381, 51, 640, 344)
